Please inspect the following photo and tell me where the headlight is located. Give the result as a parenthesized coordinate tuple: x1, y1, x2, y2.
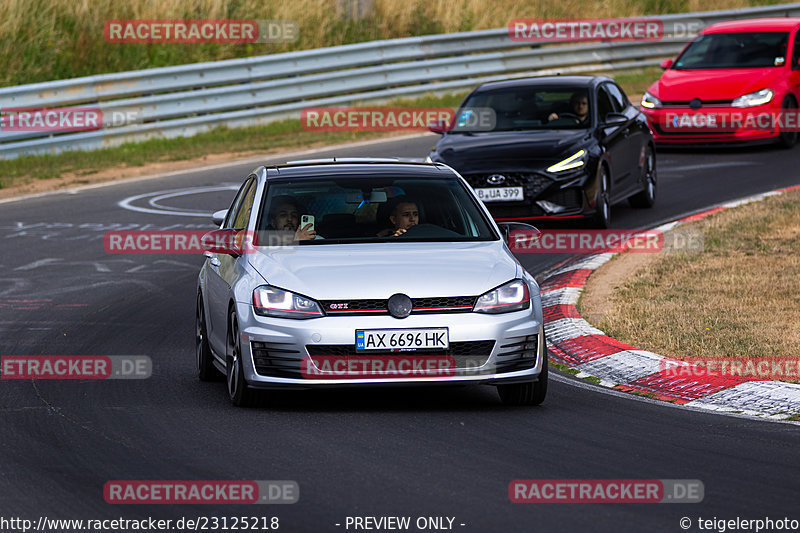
(473, 279, 530, 314)
(641, 92, 662, 109)
(731, 89, 773, 108)
(546, 150, 586, 173)
(253, 285, 323, 319)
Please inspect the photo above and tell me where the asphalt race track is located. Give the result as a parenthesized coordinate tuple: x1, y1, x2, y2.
(1, 135, 798, 532)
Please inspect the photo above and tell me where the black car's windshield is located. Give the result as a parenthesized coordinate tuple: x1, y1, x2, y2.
(673, 32, 789, 69)
(255, 175, 497, 245)
(459, 87, 591, 131)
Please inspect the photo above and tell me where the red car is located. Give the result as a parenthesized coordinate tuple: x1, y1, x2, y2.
(641, 18, 800, 147)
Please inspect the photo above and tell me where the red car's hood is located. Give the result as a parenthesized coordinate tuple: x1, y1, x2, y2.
(651, 68, 782, 101)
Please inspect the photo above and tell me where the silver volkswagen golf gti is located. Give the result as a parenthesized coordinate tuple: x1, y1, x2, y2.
(196, 159, 547, 407)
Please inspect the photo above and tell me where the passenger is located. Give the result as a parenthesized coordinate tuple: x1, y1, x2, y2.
(548, 92, 589, 124)
(376, 197, 419, 237)
(267, 195, 316, 241)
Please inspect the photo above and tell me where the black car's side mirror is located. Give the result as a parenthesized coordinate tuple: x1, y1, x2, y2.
(602, 113, 628, 127)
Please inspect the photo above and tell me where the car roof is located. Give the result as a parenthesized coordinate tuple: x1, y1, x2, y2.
(703, 17, 800, 33)
(472, 75, 609, 92)
(264, 159, 455, 180)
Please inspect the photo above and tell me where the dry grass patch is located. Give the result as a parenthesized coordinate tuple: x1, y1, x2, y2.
(580, 189, 800, 360)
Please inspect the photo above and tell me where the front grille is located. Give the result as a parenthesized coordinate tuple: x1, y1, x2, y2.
(653, 124, 728, 137)
(543, 188, 583, 210)
(319, 296, 477, 316)
(306, 340, 495, 369)
(661, 100, 732, 107)
(463, 172, 553, 201)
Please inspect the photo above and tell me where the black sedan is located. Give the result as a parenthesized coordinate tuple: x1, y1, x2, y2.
(426, 76, 657, 227)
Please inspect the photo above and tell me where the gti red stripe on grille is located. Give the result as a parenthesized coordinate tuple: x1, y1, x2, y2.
(615, 370, 757, 404)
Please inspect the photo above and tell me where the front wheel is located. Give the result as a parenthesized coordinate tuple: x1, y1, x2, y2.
(497, 349, 548, 406)
(226, 311, 257, 407)
(196, 292, 220, 381)
(778, 96, 798, 149)
(628, 146, 657, 208)
(591, 165, 611, 229)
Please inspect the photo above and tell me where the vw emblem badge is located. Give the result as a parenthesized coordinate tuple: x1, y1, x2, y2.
(689, 98, 702, 109)
(487, 174, 506, 185)
(387, 293, 413, 319)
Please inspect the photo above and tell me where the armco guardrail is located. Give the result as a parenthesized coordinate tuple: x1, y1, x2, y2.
(1, 3, 799, 159)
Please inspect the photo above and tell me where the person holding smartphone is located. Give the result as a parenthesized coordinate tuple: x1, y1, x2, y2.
(267, 195, 317, 241)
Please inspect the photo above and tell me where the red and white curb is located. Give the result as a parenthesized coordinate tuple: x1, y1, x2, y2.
(539, 184, 800, 421)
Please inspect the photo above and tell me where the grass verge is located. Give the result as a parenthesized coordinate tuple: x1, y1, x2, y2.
(584, 188, 800, 361)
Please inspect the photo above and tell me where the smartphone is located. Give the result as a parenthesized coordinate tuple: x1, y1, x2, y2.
(300, 214, 315, 231)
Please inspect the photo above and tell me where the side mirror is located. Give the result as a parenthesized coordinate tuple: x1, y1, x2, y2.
(603, 112, 628, 128)
(201, 229, 244, 256)
(498, 222, 541, 249)
(211, 209, 228, 226)
(428, 119, 449, 134)
(660, 58, 673, 70)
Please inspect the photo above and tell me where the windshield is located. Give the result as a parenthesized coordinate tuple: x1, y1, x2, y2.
(255, 175, 498, 245)
(459, 87, 591, 131)
(674, 32, 789, 69)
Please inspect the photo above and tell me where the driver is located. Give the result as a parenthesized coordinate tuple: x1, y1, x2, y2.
(267, 195, 317, 241)
(548, 92, 589, 124)
(376, 197, 419, 237)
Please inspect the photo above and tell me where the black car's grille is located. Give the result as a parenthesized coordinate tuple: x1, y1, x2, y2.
(463, 173, 553, 201)
(543, 188, 584, 209)
(319, 296, 477, 316)
(306, 340, 496, 369)
(251, 341, 303, 378)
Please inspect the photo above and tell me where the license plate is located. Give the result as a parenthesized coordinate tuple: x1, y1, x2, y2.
(475, 186, 523, 202)
(356, 328, 449, 351)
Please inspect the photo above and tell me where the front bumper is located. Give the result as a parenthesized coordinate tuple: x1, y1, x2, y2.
(236, 305, 545, 389)
(643, 106, 782, 143)
(461, 170, 591, 222)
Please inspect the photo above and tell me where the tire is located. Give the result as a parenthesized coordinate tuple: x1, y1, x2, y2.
(226, 310, 257, 407)
(591, 165, 611, 229)
(497, 342, 548, 406)
(196, 292, 220, 381)
(628, 145, 657, 208)
(778, 96, 798, 149)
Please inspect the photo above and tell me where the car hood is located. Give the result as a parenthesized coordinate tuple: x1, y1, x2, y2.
(247, 241, 519, 300)
(434, 130, 589, 172)
(651, 68, 783, 102)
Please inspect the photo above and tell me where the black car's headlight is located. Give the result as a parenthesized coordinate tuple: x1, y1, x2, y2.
(253, 285, 324, 319)
(546, 149, 586, 174)
(474, 279, 531, 314)
(641, 91, 663, 109)
(731, 89, 773, 108)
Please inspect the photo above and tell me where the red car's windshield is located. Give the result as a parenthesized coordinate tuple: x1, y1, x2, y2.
(673, 31, 789, 69)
